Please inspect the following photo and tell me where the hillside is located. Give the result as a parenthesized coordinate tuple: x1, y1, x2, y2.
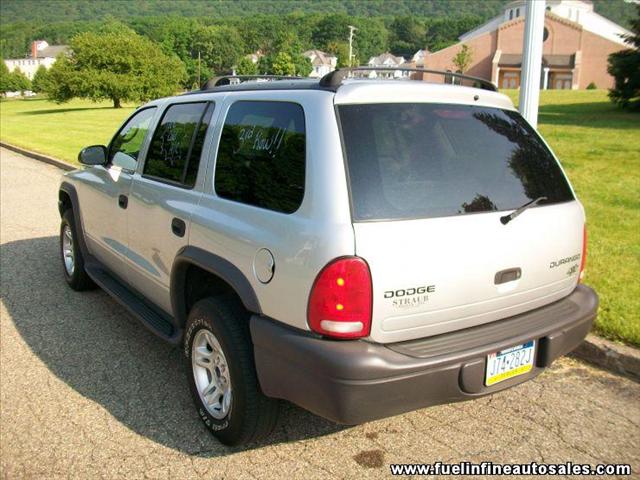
(0, 0, 636, 28)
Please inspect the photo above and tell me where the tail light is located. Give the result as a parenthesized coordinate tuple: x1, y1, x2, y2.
(307, 257, 372, 339)
(579, 224, 587, 282)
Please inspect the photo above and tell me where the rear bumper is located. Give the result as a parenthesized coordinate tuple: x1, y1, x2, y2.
(250, 284, 598, 425)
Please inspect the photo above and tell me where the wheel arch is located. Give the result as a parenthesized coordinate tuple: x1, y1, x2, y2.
(58, 182, 90, 258)
(171, 246, 262, 328)
(58, 189, 73, 216)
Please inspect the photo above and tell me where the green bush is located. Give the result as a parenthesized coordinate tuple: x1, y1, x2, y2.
(607, 5, 639, 110)
(586, 82, 597, 90)
(31, 65, 51, 93)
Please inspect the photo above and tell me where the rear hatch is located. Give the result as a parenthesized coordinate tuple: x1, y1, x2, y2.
(337, 98, 584, 344)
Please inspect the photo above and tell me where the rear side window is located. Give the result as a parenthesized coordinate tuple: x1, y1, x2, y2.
(215, 101, 305, 214)
(144, 102, 213, 187)
(338, 103, 574, 221)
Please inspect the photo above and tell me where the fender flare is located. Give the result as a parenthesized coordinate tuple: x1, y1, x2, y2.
(171, 246, 262, 327)
(59, 181, 90, 258)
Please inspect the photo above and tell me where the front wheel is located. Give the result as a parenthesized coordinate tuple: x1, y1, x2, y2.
(60, 209, 95, 291)
(184, 297, 279, 445)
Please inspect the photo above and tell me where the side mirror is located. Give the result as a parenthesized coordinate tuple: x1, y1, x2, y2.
(78, 145, 107, 166)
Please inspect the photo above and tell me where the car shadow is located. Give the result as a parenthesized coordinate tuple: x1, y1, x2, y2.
(0, 236, 346, 457)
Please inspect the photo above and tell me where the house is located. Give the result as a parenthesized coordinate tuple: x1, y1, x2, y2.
(411, 49, 430, 67)
(4, 40, 69, 80)
(366, 52, 410, 78)
(245, 50, 264, 65)
(420, 0, 632, 89)
(302, 50, 337, 78)
(368, 52, 406, 68)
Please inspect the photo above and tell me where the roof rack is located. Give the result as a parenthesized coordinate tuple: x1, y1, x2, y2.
(201, 75, 305, 90)
(318, 67, 498, 92)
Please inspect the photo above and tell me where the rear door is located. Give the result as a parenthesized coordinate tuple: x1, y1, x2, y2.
(337, 101, 584, 344)
(126, 101, 215, 313)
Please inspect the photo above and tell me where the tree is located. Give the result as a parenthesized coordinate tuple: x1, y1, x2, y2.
(131, 16, 202, 87)
(236, 56, 258, 75)
(192, 25, 245, 76)
(425, 15, 482, 52)
(608, 5, 640, 110)
(0, 60, 12, 95)
(453, 44, 474, 73)
(45, 29, 186, 108)
(271, 52, 296, 75)
(9, 67, 31, 93)
(327, 41, 351, 68)
(352, 18, 389, 64)
(389, 16, 426, 56)
(312, 14, 351, 51)
(31, 65, 51, 93)
(295, 55, 312, 77)
(255, 25, 313, 76)
(258, 50, 312, 76)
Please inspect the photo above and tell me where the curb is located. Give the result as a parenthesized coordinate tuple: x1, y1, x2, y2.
(2, 140, 639, 382)
(0, 141, 75, 171)
(570, 334, 640, 381)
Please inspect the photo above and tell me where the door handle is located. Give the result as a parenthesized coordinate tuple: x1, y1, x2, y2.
(118, 194, 128, 209)
(171, 218, 186, 237)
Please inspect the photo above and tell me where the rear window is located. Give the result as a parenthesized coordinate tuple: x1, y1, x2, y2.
(338, 103, 574, 221)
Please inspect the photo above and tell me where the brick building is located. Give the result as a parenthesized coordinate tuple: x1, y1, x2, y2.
(422, 0, 632, 89)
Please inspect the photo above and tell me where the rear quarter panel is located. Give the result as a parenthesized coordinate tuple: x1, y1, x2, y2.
(190, 89, 355, 331)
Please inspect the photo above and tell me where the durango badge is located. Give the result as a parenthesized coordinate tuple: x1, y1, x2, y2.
(549, 254, 581, 269)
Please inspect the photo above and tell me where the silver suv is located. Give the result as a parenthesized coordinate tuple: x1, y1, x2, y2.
(58, 69, 598, 446)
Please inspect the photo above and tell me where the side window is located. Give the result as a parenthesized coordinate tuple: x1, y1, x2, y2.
(143, 102, 213, 187)
(215, 101, 306, 214)
(109, 107, 157, 171)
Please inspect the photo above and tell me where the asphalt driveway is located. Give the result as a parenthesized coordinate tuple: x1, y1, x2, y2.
(1, 147, 639, 479)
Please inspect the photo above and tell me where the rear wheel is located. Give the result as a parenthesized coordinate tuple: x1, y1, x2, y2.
(60, 209, 95, 291)
(184, 296, 279, 445)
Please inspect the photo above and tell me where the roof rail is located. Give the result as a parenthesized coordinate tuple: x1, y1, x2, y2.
(201, 75, 305, 90)
(318, 67, 498, 92)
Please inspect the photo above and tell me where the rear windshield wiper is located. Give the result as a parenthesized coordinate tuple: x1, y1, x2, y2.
(500, 196, 547, 225)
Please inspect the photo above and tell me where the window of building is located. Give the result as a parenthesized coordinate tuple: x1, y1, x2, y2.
(108, 107, 157, 171)
(509, 10, 514, 20)
(516, 8, 520, 17)
(444, 69, 454, 84)
(214, 101, 306, 214)
(143, 102, 213, 187)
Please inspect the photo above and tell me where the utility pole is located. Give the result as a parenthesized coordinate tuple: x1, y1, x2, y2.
(348, 25, 357, 67)
(197, 51, 201, 87)
(519, 0, 545, 128)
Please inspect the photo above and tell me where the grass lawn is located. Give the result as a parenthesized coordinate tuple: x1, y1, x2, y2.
(505, 90, 640, 347)
(1, 91, 639, 346)
(0, 97, 135, 163)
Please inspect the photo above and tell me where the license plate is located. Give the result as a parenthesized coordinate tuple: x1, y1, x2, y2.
(485, 340, 535, 386)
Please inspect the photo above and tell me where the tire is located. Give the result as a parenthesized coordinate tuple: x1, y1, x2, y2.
(184, 296, 279, 446)
(60, 209, 95, 291)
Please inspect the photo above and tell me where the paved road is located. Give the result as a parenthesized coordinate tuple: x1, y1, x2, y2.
(1, 147, 639, 479)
